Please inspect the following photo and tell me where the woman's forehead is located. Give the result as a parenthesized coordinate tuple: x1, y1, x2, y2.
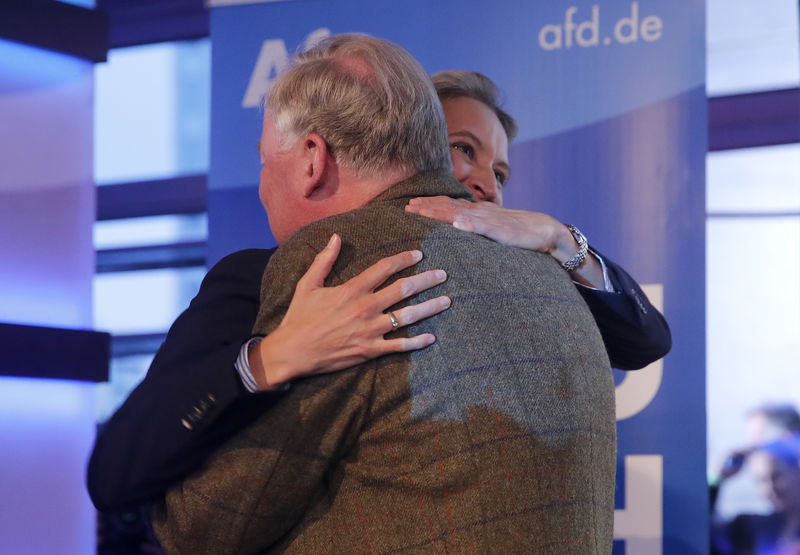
(442, 97, 508, 156)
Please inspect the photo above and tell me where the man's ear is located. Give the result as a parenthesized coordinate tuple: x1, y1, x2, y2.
(301, 133, 331, 198)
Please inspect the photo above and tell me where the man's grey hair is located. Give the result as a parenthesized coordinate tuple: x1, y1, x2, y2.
(268, 34, 452, 177)
(432, 70, 519, 142)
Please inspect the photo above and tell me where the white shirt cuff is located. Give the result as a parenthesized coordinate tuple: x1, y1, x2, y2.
(235, 336, 262, 393)
(235, 336, 292, 393)
(572, 249, 615, 293)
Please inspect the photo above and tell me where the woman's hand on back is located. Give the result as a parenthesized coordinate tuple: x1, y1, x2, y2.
(250, 233, 451, 390)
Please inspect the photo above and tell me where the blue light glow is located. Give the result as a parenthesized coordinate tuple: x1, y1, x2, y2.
(0, 376, 96, 554)
(94, 40, 211, 183)
(0, 376, 94, 418)
(0, 39, 92, 94)
(57, 0, 96, 6)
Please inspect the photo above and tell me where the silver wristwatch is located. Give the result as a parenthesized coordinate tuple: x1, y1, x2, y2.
(562, 224, 588, 272)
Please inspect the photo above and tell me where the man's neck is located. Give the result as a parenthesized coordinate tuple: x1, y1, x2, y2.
(275, 164, 419, 245)
(335, 164, 416, 211)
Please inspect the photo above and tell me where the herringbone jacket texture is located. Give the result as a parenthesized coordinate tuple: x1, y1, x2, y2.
(152, 171, 617, 554)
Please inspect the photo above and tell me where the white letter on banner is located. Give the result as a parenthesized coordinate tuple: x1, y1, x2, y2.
(242, 39, 289, 108)
(538, 24, 563, 50)
(301, 28, 331, 52)
(615, 283, 664, 420)
(242, 28, 331, 108)
(614, 1, 640, 44)
(575, 6, 600, 47)
(563, 7, 577, 48)
(614, 455, 663, 555)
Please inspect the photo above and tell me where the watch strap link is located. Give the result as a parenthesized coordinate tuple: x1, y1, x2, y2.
(562, 224, 588, 272)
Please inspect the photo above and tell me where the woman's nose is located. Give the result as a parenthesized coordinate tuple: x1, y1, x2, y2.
(466, 171, 498, 203)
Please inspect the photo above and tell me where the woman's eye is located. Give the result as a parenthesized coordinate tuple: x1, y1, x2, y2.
(451, 142, 474, 158)
(494, 171, 507, 187)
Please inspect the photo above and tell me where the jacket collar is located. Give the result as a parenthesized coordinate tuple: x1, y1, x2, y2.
(367, 170, 473, 206)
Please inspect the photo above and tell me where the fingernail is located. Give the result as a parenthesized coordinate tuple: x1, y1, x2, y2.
(327, 234, 338, 248)
(411, 250, 423, 262)
(435, 270, 447, 282)
(441, 296, 452, 308)
(452, 220, 466, 230)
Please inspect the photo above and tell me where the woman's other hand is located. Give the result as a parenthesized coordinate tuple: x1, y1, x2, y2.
(406, 196, 563, 251)
(406, 196, 606, 288)
(250, 233, 451, 390)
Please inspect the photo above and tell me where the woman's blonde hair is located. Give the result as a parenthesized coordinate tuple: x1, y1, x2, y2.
(432, 70, 519, 142)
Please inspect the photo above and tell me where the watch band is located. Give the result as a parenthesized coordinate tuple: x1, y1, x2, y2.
(562, 224, 588, 272)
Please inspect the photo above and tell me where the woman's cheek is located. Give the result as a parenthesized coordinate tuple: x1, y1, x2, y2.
(450, 156, 471, 186)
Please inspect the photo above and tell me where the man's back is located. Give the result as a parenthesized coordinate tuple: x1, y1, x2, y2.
(153, 172, 616, 554)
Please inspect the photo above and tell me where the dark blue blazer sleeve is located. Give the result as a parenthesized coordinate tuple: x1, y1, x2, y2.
(577, 253, 671, 370)
(87, 248, 277, 511)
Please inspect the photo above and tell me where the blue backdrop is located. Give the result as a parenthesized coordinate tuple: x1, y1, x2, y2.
(208, 1, 706, 553)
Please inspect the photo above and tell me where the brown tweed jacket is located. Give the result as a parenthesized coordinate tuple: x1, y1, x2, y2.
(152, 171, 616, 554)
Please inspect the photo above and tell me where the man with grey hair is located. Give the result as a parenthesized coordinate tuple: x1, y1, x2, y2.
(152, 34, 616, 554)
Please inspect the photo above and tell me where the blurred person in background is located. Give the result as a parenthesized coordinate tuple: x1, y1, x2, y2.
(713, 435, 800, 554)
(712, 404, 800, 496)
(711, 404, 800, 554)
